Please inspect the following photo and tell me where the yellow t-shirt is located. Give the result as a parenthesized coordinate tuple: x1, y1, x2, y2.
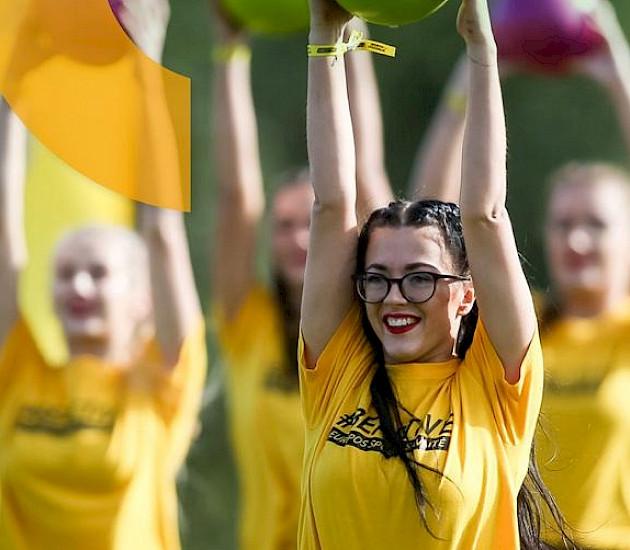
(0, 318, 206, 550)
(298, 304, 543, 550)
(539, 300, 630, 549)
(215, 287, 304, 550)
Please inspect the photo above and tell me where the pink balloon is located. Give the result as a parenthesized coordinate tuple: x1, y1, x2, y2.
(491, 0, 605, 73)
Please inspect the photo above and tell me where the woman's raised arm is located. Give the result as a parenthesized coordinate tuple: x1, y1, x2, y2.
(125, 0, 201, 366)
(0, 99, 27, 346)
(301, 0, 357, 367)
(573, 0, 630, 156)
(345, 20, 393, 221)
(457, 0, 536, 383)
(409, 56, 468, 203)
(210, 1, 265, 321)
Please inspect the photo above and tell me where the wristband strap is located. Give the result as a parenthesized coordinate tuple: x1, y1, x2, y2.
(445, 91, 467, 115)
(212, 43, 252, 63)
(307, 31, 396, 59)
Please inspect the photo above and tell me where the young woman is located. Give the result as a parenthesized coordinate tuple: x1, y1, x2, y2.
(0, 2, 206, 548)
(210, 5, 391, 550)
(405, 2, 630, 547)
(519, 3, 630, 548)
(298, 0, 562, 547)
(537, 9, 630, 538)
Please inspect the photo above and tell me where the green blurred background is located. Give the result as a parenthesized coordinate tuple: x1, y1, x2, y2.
(164, 1, 630, 548)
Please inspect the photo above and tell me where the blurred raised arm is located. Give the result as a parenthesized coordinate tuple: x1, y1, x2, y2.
(301, 0, 357, 367)
(210, 2, 265, 321)
(138, 205, 201, 366)
(125, 0, 201, 365)
(457, 0, 536, 383)
(409, 56, 468, 203)
(345, 20, 393, 221)
(0, 99, 27, 346)
(574, 0, 630, 154)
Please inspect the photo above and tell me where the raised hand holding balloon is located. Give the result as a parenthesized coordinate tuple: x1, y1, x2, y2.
(491, 0, 605, 73)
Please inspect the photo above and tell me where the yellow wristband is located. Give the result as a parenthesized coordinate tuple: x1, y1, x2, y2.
(212, 43, 252, 64)
(307, 31, 396, 59)
(445, 91, 467, 115)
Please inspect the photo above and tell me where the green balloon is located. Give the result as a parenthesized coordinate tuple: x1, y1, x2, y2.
(337, 0, 450, 26)
(222, 0, 309, 34)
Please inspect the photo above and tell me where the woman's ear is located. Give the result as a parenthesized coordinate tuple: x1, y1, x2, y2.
(457, 283, 475, 316)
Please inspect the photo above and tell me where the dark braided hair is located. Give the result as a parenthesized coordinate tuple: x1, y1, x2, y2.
(356, 199, 580, 549)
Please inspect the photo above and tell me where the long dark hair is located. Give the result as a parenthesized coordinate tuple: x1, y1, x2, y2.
(271, 168, 312, 385)
(357, 199, 579, 549)
(273, 273, 300, 383)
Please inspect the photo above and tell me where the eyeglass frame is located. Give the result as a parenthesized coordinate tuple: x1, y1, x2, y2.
(354, 271, 470, 304)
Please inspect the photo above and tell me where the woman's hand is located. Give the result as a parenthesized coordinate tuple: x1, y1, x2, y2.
(571, 0, 629, 88)
(457, 0, 497, 66)
(308, 0, 352, 39)
(209, 0, 245, 44)
(117, 0, 171, 62)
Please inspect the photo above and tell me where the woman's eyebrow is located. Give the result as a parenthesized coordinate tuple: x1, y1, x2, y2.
(404, 262, 437, 271)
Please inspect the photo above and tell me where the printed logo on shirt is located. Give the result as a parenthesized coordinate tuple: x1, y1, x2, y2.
(14, 403, 117, 436)
(327, 407, 453, 457)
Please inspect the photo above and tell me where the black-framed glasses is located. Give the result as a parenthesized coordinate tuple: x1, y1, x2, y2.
(355, 271, 469, 304)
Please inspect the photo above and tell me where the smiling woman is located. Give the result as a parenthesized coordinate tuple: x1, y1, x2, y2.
(298, 0, 576, 548)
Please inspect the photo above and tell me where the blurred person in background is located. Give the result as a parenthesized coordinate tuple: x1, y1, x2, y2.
(0, 1, 206, 548)
(410, 1, 630, 547)
(536, 4, 630, 544)
(210, 3, 391, 548)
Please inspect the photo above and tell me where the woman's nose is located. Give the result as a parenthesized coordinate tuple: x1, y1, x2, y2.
(71, 271, 96, 297)
(566, 226, 593, 254)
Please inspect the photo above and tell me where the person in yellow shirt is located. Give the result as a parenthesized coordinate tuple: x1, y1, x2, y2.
(210, 4, 391, 549)
(299, 0, 579, 548)
(404, 1, 630, 547)
(526, 3, 630, 549)
(0, 1, 206, 548)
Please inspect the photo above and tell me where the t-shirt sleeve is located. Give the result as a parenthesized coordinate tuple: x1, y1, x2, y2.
(298, 303, 374, 428)
(460, 319, 543, 446)
(212, 286, 274, 371)
(0, 319, 43, 402)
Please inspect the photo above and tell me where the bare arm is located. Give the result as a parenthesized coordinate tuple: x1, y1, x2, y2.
(122, 0, 201, 364)
(345, 20, 393, 222)
(0, 99, 27, 346)
(210, 4, 265, 320)
(137, 205, 201, 366)
(301, 1, 357, 367)
(409, 56, 468, 203)
(457, 0, 536, 383)
(573, 0, 630, 154)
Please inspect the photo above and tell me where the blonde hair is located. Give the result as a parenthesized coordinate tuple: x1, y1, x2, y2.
(548, 161, 630, 198)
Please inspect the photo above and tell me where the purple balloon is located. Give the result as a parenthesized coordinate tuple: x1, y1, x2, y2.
(491, 0, 604, 73)
(108, 0, 129, 32)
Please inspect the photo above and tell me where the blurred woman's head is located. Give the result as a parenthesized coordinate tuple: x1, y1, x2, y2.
(356, 200, 476, 364)
(545, 162, 630, 317)
(270, 169, 314, 294)
(53, 225, 153, 363)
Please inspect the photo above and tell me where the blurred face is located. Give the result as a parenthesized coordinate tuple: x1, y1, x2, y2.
(363, 226, 474, 364)
(53, 232, 151, 354)
(545, 181, 630, 306)
(271, 182, 314, 290)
